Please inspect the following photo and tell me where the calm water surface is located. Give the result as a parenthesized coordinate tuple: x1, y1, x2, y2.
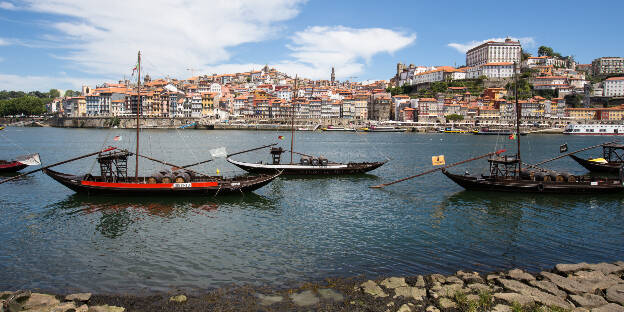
(0, 127, 623, 293)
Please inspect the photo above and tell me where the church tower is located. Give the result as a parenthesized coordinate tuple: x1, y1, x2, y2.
(331, 67, 335, 82)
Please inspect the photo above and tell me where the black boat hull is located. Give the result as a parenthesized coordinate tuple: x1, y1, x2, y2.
(43, 168, 280, 196)
(0, 162, 28, 173)
(442, 170, 624, 194)
(227, 158, 386, 175)
(569, 154, 622, 174)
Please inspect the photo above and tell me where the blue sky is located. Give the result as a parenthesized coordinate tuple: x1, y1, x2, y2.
(0, 0, 623, 91)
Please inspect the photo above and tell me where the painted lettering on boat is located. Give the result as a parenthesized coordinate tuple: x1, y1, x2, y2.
(231, 182, 240, 186)
(173, 183, 192, 188)
(591, 182, 598, 186)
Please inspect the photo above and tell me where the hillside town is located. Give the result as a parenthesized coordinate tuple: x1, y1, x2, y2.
(47, 39, 624, 125)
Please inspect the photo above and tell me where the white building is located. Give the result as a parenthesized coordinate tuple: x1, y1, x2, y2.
(412, 67, 465, 84)
(466, 38, 522, 67)
(466, 62, 515, 79)
(604, 77, 624, 97)
(209, 83, 222, 96)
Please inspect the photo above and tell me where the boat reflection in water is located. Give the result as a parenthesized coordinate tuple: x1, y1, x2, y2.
(49, 193, 278, 238)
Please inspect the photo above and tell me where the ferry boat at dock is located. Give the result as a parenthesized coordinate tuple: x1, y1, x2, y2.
(321, 126, 356, 132)
(362, 126, 407, 132)
(564, 124, 624, 135)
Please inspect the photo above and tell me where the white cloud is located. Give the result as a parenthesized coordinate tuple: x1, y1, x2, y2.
(203, 26, 416, 80)
(448, 37, 536, 53)
(0, 38, 9, 46)
(20, 0, 306, 77)
(0, 1, 16, 10)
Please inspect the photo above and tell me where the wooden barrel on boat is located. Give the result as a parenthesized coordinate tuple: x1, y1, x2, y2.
(520, 169, 535, 180)
(300, 157, 310, 165)
(161, 172, 174, 183)
(558, 172, 577, 182)
(318, 156, 328, 166)
(534, 171, 551, 182)
(174, 171, 191, 183)
(148, 172, 163, 184)
(311, 158, 320, 166)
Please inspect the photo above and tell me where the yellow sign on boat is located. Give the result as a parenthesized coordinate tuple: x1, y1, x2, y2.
(432, 155, 445, 166)
(588, 158, 608, 164)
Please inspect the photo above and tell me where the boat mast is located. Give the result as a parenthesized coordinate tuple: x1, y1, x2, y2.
(291, 76, 297, 164)
(135, 51, 141, 181)
(514, 61, 521, 177)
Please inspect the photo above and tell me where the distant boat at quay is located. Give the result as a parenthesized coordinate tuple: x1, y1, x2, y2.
(362, 126, 407, 132)
(564, 124, 624, 135)
(321, 125, 356, 132)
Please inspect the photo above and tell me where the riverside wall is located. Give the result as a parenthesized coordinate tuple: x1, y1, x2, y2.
(2, 261, 624, 311)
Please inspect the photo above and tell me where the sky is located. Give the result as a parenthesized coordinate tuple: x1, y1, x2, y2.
(0, 0, 623, 91)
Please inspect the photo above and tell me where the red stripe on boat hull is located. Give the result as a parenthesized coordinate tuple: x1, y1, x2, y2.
(80, 181, 218, 188)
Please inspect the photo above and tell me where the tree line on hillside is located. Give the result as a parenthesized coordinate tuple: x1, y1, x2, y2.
(0, 89, 81, 116)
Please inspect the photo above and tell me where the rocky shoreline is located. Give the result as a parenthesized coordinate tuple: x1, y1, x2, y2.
(2, 261, 624, 311)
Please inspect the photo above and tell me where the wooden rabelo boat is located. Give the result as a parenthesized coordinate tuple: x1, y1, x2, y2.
(0, 154, 40, 173)
(0, 52, 280, 195)
(569, 143, 624, 174)
(441, 63, 624, 194)
(372, 62, 624, 194)
(227, 147, 386, 175)
(227, 77, 387, 176)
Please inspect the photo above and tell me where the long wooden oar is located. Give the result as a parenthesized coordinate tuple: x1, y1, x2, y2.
(531, 140, 618, 167)
(0, 147, 117, 185)
(283, 149, 315, 158)
(180, 143, 277, 169)
(370, 149, 506, 189)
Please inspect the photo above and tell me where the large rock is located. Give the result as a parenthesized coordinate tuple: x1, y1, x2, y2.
(169, 295, 187, 303)
(397, 303, 412, 312)
(65, 293, 91, 302)
(456, 271, 483, 284)
(21, 293, 60, 310)
(415, 275, 426, 288)
(438, 297, 456, 309)
(88, 305, 125, 312)
(570, 294, 608, 309)
(492, 304, 512, 312)
(468, 283, 492, 293)
(528, 280, 567, 298)
(430, 274, 446, 284)
(493, 293, 535, 306)
(381, 277, 408, 289)
(507, 269, 536, 282)
(541, 271, 594, 294)
(290, 290, 319, 307)
(591, 303, 624, 312)
(556, 262, 591, 274)
(49, 301, 77, 312)
(571, 271, 621, 290)
(318, 289, 343, 302)
(497, 278, 574, 309)
(394, 286, 426, 300)
(606, 284, 624, 306)
(425, 305, 440, 312)
(256, 294, 283, 306)
(432, 283, 464, 298)
(587, 263, 622, 275)
(361, 280, 388, 298)
(446, 276, 464, 285)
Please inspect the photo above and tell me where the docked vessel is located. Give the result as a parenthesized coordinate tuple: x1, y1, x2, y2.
(0, 52, 281, 195)
(228, 77, 387, 175)
(569, 143, 624, 174)
(564, 124, 624, 135)
(321, 126, 356, 132)
(228, 147, 386, 175)
(441, 127, 469, 134)
(442, 63, 624, 194)
(0, 154, 40, 173)
(362, 126, 407, 132)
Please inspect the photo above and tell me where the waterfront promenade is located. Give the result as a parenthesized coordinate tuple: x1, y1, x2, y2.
(3, 261, 624, 311)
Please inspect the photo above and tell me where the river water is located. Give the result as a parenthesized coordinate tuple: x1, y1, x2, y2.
(0, 127, 623, 293)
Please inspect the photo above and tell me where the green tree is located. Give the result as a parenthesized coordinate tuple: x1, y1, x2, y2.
(537, 46, 554, 57)
(445, 113, 464, 122)
(49, 89, 61, 98)
(521, 51, 531, 61)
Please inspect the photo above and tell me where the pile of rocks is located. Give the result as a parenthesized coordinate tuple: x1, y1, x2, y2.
(0, 291, 124, 312)
(353, 261, 624, 312)
(2, 261, 623, 311)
